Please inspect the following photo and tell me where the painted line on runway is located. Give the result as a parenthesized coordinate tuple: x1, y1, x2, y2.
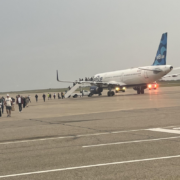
(0, 125, 177, 145)
(82, 136, 180, 148)
(0, 155, 180, 178)
(149, 128, 180, 134)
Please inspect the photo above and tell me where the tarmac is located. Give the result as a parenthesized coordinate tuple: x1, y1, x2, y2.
(0, 86, 180, 180)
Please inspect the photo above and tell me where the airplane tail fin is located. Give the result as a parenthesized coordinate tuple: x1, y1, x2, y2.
(152, 33, 167, 66)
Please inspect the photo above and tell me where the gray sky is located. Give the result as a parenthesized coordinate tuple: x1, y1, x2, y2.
(1, 0, 180, 92)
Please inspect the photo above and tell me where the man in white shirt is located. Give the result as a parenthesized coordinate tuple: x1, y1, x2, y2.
(4, 94, 12, 117)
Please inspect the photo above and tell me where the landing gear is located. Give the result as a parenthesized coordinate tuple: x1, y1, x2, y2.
(137, 87, 144, 94)
(107, 91, 115, 96)
(88, 93, 93, 97)
(99, 92, 102, 96)
(140, 88, 144, 94)
(137, 88, 140, 94)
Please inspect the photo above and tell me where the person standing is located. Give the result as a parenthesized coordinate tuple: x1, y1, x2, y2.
(4, 94, 12, 117)
(48, 93, 50, 100)
(58, 93, 61, 99)
(16, 95, 23, 112)
(42, 94, 46, 102)
(35, 94, 38, 102)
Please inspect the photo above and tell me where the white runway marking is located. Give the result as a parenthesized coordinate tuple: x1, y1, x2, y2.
(0, 129, 146, 145)
(148, 128, 180, 134)
(0, 155, 180, 178)
(82, 136, 180, 148)
(0, 126, 177, 145)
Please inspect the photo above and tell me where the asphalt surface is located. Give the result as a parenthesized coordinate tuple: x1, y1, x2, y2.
(0, 87, 180, 180)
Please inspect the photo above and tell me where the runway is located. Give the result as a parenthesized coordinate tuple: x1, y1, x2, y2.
(0, 87, 180, 179)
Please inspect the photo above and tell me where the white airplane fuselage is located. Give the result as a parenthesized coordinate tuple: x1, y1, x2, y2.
(94, 65, 173, 87)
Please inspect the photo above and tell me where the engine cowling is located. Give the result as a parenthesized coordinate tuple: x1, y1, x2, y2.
(90, 86, 103, 94)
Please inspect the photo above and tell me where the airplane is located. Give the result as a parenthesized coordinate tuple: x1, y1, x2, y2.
(57, 33, 174, 97)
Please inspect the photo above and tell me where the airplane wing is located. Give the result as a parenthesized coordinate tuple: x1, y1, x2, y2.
(91, 81, 127, 86)
(56, 71, 75, 83)
(57, 71, 126, 86)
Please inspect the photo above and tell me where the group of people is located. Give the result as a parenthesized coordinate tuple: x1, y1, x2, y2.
(79, 77, 94, 81)
(0, 94, 31, 117)
(35, 92, 65, 102)
(16, 95, 31, 112)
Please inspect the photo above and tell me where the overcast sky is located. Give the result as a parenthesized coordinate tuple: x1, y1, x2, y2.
(1, 0, 180, 92)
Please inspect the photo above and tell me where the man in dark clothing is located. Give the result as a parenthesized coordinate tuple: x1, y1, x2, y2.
(0, 98, 2, 117)
(16, 95, 23, 112)
(0, 97, 4, 114)
(61, 92, 64, 99)
(22, 97, 26, 108)
(35, 94, 38, 102)
(42, 94, 46, 102)
(58, 93, 61, 99)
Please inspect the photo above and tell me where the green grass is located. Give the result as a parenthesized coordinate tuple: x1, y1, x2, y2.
(157, 80, 180, 87)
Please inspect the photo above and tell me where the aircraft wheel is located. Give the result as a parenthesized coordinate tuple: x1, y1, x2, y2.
(137, 88, 140, 94)
(140, 88, 144, 94)
(107, 91, 110, 96)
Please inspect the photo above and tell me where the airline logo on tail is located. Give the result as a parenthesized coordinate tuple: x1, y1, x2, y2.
(156, 54, 165, 60)
(152, 33, 167, 66)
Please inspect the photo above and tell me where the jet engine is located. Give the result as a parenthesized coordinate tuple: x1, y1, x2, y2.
(89, 86, 103, 97)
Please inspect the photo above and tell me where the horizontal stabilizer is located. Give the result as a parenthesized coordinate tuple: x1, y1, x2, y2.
(138, 68, 162, 72)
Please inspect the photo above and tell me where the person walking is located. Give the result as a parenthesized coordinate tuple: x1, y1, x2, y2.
(0, 98, 2, 117)
(48, 93, 50, 100)
(35, 94, 38, 102)
(4, 94, 12, 117)
(0, 97, 4, 114)
(42, 94, 46, 102)
(49, 94, 52, 99)
(16, 95, 23, 112)
(53, 93, 56, 99)
(28, 95, 31, 103)
(22, 96, 26, 108)
(58, 93, 61, 99)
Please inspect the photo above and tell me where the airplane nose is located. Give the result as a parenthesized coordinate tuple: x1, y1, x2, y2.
(170, 66, 173, 70)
